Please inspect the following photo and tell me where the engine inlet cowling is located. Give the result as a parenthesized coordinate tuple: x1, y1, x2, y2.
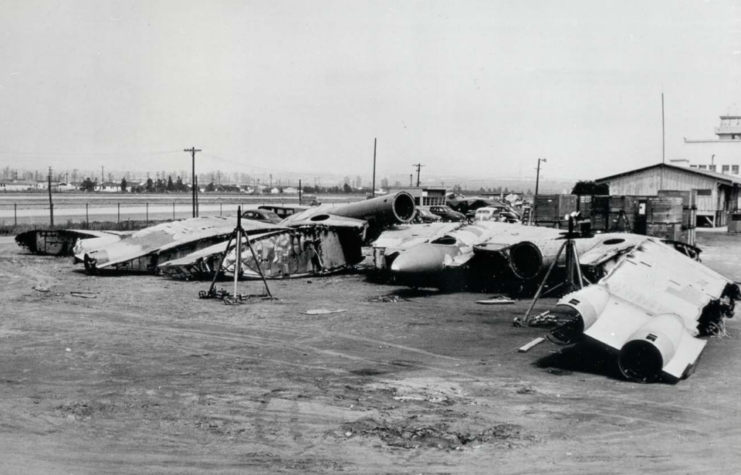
(509, 242, 542, 280)
(551, 286, 611, 344)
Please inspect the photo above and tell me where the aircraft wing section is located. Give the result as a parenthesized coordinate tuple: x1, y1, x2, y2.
(577, 234, 646, 268)
(552, 238, 736, 382)
(662, 334, 707, 380)
(473, 225, 563, 253)
(601, 238, 729, 330)
(281, 211, 367, 229)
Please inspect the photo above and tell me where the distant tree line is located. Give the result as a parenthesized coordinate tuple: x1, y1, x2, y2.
(571, 180, 609, 196)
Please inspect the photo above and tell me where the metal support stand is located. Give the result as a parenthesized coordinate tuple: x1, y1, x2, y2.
(201, 206, 273, 302)
(521, 216, 586, 325)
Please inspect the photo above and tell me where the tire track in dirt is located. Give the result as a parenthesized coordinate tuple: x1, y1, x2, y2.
(36, 304, 479, 380)
(0, 255, 61, 289)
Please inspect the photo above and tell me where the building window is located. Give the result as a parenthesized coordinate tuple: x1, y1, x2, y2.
(733, 165, 740, 175)
(697, 189, 712, 196)
(699, 165, 707, 169)
(709, 165, 717, 172)
(723, 165, 730, 173)
(690, 165, 698, 168)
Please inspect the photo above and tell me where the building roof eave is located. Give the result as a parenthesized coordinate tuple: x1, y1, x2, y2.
(594, 162, 741, 186)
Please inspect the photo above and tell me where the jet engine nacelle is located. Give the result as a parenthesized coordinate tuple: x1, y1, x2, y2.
(509, 239, 565, 280)
(331, 191, 416, 227)
(556, 285, 610, 333)
(618, 313, 685, 383)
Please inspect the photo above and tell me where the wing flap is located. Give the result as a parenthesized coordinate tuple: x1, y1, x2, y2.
(662, 332, 707, 380)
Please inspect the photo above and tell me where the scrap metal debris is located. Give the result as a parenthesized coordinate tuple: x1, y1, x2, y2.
(476, 297, 515, 305)
(70, 291, 98, 299)
(198, 288, 274, 305)
(305, 308, 347, 315)
(366, 294, 409, 303)
(513, 311, 560, 327)
(518, 337, 546, 353)
(32, 286, 50, 293)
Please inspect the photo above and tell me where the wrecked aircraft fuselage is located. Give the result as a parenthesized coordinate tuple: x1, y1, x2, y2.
(16, 229, 130, 257)
(159, 225, 364, 279)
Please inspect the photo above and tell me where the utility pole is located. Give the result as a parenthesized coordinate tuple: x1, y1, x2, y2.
(48, 167, 54, 227)
(412, 163, 424, 187)
(101, 166, 104, 185)
(661, 92, 665, 191)
(535, 158, 547, 196)
(371, 138, 377, 197)
(184, 147, 202, 217)
(299, 179, 302, 204)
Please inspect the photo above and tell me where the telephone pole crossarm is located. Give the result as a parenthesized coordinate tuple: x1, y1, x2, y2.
(412, 163, 425, 187)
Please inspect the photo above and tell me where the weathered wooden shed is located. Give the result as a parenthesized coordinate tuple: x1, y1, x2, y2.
(595, 163, 741, 227)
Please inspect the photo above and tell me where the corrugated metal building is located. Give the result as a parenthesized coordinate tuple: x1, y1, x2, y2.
(595, 163, 741, 227)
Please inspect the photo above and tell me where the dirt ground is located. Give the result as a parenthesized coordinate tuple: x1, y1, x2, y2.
(1, 231, 740, 474)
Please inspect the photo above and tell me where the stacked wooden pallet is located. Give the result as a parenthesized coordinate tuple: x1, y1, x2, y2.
(533, 194, 577, 228)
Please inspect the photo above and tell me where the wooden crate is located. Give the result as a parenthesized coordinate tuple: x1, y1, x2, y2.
(577, 195, 592, 218)
(590, 195, 610, 231)
(534, 194, 577, 222)
(647, 223, 683, 242)
(647, 197, 683, 224)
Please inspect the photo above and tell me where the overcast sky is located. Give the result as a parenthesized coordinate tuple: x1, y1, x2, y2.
(0, 0, 739, 183)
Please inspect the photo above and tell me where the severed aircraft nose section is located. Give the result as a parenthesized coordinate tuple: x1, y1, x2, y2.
(390, 244, 450, 275)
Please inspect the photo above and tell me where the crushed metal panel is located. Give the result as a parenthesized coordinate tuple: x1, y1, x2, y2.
(226, 227, 359, 279)
(158, 230, 284, 276)
(160, 227, 363, 279)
